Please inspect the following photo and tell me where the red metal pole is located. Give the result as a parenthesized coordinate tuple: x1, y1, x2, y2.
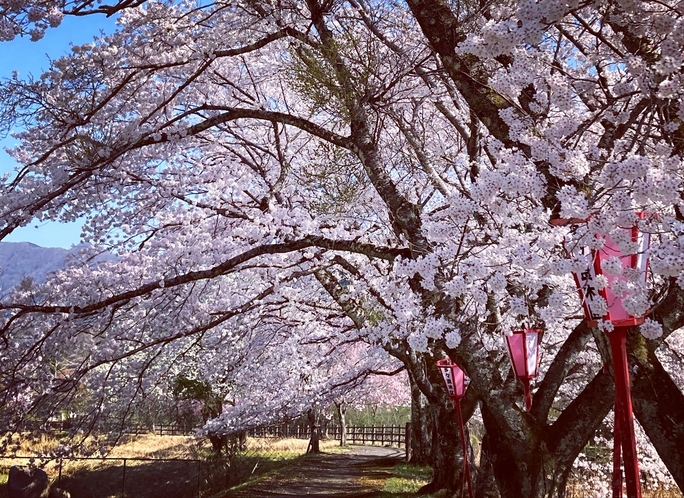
(609, 327, 642, 498)
(612, 402, 623, 498)
(455, 400, 474, 498)
(522, 378, 532, 412)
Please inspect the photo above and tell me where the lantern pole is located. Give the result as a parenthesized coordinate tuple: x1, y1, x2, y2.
(612, 407, 622, 498)
(521, 332, 532, 411)
(553, 214, 649, 498)
(437, 359, 474, 498)
(522, 378, 532, 412)
(453, 398, 474, 498)
(609, 327, 642, 498)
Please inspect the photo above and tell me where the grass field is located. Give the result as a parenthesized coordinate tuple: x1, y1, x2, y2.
(0, 434, 340, 498)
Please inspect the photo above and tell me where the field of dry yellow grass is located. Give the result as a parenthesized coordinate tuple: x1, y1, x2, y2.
(0, 433, 340, 498)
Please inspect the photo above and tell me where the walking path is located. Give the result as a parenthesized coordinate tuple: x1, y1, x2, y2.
(218, 446, 405, 497)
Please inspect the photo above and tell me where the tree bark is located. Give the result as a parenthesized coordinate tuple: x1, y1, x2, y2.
(420, 400, 470, 494)
(307, 408, 321, 454)
(453, 328, 616, 498)
(408, 375, 433, 465)
(629, 332, 684, 490)
(335, 401, 347, 446)
(475, 432, 501, 498)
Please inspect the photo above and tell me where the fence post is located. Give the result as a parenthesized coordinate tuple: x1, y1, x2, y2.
(57, 458, 63, 487)
(405, 422, 412, 461)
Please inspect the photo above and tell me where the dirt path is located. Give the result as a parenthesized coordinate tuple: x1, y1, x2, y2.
(219, 445, 405, 497)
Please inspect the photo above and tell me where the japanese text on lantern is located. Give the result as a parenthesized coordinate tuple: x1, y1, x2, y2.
(576, 262, 604, 321)
(441, 369, 456, 397)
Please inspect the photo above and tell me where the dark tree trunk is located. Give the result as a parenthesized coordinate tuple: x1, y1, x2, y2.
(475, 433, 501, 498)
(479, 402, 546, 498)
(209, 434, 226, 455)
(420, 400, 469, 494)
(307, 408, 320, 454)
(479, 404, 558, 498)
(409, 375, 433, 465)
(282, 415, 289, 438)
(478, 368, 615, 498)
(335, 401, 347, 446)
(417, 357, 481, 495)
(385, 329, 616, 498)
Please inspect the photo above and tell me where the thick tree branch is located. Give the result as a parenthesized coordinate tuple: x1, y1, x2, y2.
(547, 369, 614, 469)
(0, 236, 409, 316)
(532, 322, 593, 423)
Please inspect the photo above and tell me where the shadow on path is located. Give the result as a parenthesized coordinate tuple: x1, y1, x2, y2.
(219, 445, 404, 497)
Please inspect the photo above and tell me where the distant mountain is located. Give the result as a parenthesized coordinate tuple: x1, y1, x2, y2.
(0, 242, 72, 293)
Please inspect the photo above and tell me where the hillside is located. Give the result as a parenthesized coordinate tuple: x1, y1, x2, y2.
(0, 241, 71, 293)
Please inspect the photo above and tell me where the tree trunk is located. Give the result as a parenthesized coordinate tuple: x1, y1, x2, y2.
(475, 432, 501, 498)
(420, 400, 470, 494)
(209, 434, 226, 455)
(282, 415, 289, 438)
(307, 408, 320, 454)
(335, 401, 347, 446)
(479, 403, 561, 498)
(409, 376, 433, 465)
(479, 368, 614, 498)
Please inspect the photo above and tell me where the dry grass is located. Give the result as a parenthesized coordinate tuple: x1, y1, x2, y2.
(107, 434, 206, 459)
(1, 434, 344, 498)
(245, 437, 339, 453)
(0, 433, 210, 498)
(2, 432, 67, 457)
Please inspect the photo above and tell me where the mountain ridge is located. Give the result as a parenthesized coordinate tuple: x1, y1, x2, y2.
(0, 241, 74, 294)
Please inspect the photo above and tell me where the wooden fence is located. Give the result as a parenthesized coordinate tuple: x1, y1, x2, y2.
(248, 424, 408, 448)
(337, 425, 406, 447)
(248, 424, 313, 439)
(42, 421, 196, 436)
(45, 420, 408, 448)
(132, 424, 195, 436)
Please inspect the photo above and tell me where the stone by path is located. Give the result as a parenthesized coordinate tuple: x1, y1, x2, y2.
(219, 445, 405, 497)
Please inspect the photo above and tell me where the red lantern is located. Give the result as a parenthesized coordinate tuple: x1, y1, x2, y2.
(554, 213, 652, 498)
(504, 328, 541, 411)
(436, 358, 473, 498)
(560, 212, 650, 327)
(437, 358, 466, 400)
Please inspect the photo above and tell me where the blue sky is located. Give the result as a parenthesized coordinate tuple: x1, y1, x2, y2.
(1, 13, 118, 248)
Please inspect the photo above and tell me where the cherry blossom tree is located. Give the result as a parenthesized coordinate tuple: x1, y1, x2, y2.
(1, 1, 684, 497)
